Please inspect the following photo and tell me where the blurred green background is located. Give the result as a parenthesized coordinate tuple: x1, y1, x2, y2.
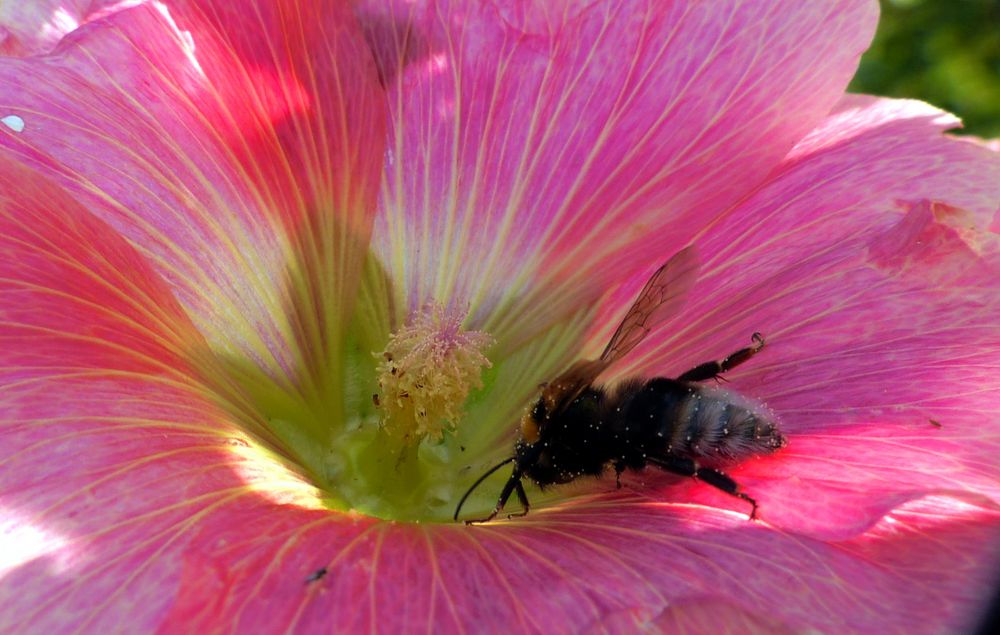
(851, 0, 1000, 137)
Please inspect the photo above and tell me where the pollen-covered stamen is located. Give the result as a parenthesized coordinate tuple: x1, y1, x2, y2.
(375, 304, 494, 441)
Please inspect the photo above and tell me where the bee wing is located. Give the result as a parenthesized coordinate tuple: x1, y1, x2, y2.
(599, 245, 700, 365)
(541, 358, 608, 409)
(541, 246, 699, 416)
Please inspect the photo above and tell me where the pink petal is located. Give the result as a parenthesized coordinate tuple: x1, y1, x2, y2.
(0, 157, 202, 380)
(597, 96, 1000, 536)
(152, 497, 999, 633)
(359, 0, 878, 341)
(0, 1, 385, 384)
(3, 152, 994, 633)
(0, 159, 230, 630)
(0, 0, 121, 56)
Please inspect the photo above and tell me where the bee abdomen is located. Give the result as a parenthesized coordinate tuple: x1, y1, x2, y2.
(673, 385, 785, 462)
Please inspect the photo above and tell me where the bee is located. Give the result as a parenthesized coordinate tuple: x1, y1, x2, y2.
(454, 246, 786, 523)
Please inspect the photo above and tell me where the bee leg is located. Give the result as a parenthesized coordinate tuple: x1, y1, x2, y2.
(464, 471, 521, 525)
(675, 332, 765, 383)
(463, 510, 498, 525)
(695, 466, 759, 520)
(649, 455, 759, 520)
(614, 461, 625, 489)
(506, 480, 531, 519)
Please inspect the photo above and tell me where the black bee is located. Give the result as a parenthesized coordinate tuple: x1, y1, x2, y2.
(454, 246, 786, 523)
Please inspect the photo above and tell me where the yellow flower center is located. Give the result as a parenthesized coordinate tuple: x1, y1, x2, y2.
(375, 304, 493, 441)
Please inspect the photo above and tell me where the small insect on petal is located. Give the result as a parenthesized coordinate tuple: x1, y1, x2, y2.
(305, 567, 328, 584)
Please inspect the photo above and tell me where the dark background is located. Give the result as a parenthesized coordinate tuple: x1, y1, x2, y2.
(851, 0, 1000, 137)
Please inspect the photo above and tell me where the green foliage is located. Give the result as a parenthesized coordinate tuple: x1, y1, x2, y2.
(851, 0, 1000, 137)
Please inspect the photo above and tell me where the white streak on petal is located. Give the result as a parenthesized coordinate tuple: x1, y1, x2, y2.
(1, 115, 24, 133)
(40, 8, 79, 42)
(0, 511, 77, 578)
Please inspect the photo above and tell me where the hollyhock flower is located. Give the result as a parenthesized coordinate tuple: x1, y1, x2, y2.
(2, 0, 999, 632)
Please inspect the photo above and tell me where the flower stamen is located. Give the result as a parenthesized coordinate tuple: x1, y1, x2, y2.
(375, 304, 493, 441)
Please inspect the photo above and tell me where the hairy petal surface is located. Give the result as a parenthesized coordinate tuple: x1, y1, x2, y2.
(0, 1, 385, 410)
(589, 97, 1000, 538)
(359, 0, 878, 346)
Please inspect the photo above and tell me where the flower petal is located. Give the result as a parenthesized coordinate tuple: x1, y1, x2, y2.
(154, 497, 999, 633)
(0, 1, 385, 396)
(359, 0, 878, 343)
(0, 0, 118, 56)
(601, 96, 1000, 535)
(0, 158, 321, 631)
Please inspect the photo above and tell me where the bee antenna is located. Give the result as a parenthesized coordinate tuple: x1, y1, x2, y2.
(453, 456, 516, 521)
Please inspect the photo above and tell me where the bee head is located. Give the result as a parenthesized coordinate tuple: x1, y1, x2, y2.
(515, 397, 558, 481)
(518, 397, 546, 445)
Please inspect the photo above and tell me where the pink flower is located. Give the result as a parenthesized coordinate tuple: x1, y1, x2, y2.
(2, 1, 999, 633)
